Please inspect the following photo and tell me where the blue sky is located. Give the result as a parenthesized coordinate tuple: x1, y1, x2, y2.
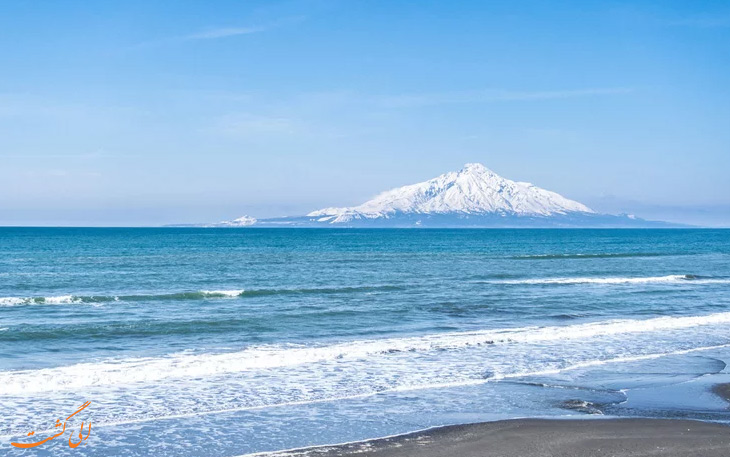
(1, 0, 729, 226)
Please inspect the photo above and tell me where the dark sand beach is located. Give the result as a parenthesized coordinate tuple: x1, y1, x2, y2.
(271, 418, 730, 457)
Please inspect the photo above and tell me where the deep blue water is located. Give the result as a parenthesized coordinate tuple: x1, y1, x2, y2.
(1, 228, 730, 456)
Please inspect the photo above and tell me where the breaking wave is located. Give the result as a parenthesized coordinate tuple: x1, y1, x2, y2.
(0, 291, 243, 306)
(4, 311, 730, 394)
(0, 285, 404, 307)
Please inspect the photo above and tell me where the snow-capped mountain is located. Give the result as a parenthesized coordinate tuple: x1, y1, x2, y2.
(178, 163, 682, 228)
(308, 163, 593, 224)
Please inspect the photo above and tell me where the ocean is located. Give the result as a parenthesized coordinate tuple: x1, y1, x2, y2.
(1, 228, 729, 456)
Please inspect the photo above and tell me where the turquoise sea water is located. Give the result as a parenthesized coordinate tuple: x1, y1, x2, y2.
(1, 228, 730, 456)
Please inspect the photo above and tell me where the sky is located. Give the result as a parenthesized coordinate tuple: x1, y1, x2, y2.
(1, 0, 729, 226)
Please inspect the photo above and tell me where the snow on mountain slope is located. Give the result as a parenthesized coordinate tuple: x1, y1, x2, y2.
(216, 215, 257, 227)
(307, 163, 593, 224)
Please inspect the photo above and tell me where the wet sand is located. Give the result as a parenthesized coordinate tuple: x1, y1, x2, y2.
(270, 418, 730, 457)
(713, 383, 730, 404)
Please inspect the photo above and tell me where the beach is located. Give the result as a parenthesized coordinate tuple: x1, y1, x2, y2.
(276, 382, 730, 456)
(269, 418, 730, 457)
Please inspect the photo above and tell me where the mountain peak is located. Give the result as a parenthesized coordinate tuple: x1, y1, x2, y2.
(307, 163, 593, 223)
(460, 162, 492, 174)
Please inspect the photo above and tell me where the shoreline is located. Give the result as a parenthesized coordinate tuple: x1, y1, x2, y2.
(253, 417, 730, 457)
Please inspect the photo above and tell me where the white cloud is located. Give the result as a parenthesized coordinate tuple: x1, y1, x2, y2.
(184, 26, 266, 40)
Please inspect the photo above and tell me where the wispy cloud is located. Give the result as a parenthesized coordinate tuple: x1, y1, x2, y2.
(131, 16, 306, 50)
(178, 15, 306, 42)
(378, 88, 634, 108)
(198, 87, 632, 141)
(183, 26, 267, 41)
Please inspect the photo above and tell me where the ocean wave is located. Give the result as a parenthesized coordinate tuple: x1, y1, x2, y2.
(4, 311, 730, 394)
(237, 285, 404, 297)
(26, 343, 730, 431)
(0, 292, 228, 306)
(485, 274, 730, 285)
(0, 285, 404, 307)
(200, 289, 245, 297)
(512, 252, 673, 260)
(0, 295, 85, 306)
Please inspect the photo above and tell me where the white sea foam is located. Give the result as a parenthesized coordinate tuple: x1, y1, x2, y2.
(41, 295, 80, 304)
(201, 289, 245, 297)
(90, 342, 730, 431)
(492, 275, 730, 285)
(0, 295, 82, 306)
(492, 343, 730, 380)
(3, 311, 730, 395)
(0, 289, 246, 307)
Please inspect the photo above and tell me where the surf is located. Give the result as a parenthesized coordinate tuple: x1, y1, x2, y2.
(4, 311, 730, 395)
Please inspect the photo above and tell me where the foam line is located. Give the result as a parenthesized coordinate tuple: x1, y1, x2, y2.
(3, 312, 730, 394)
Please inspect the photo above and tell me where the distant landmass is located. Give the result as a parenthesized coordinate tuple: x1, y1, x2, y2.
(175, 163, 684, 228)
